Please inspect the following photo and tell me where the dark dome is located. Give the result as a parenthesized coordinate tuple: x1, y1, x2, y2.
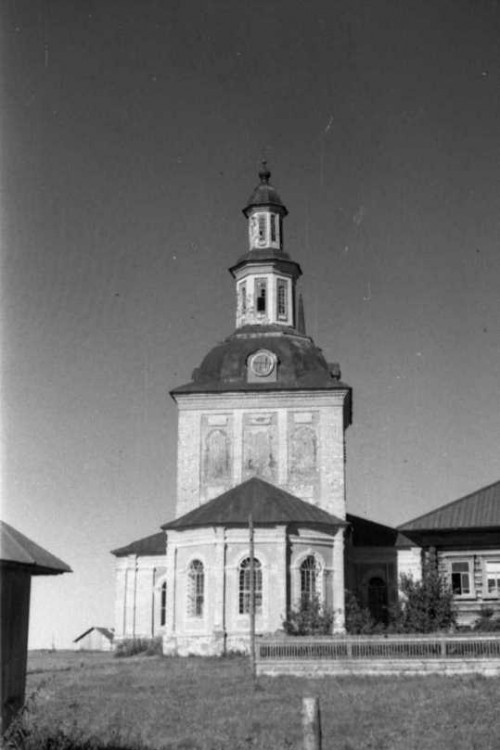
(242, 163, 288, 217)
(171, 327, 350, 396)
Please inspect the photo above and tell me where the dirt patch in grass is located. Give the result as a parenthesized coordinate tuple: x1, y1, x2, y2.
(13, 651, 500, 749)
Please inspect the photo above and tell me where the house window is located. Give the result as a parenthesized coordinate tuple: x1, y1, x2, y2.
(160, 581, 167, 626)
(255, 279, 267, 313)
(451, 560, 471, 596)
(300, 555, 319, 602)
(277, 279, 288, 319)
(485, 561, 500, 596)
(188, 560, 204, 617)
(239, 557, 262, 614)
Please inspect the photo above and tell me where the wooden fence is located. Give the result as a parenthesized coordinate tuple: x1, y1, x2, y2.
(256, 634, 500, 676)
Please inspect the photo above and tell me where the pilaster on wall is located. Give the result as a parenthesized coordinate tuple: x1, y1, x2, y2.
(332, 528, 346, 633)
(213, 528, 226, 634)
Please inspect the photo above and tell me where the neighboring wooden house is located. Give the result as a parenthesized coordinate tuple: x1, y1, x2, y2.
(399, 480, 500, 627)
(1, 521, 71, 733)
(74, 626, 114, 651)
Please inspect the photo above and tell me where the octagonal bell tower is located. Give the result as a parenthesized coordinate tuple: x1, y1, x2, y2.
(230, 162, 302, 329)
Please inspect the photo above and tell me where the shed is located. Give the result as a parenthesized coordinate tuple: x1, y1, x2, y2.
(73, 626, 114, 651)
(1, 521, 71, 733)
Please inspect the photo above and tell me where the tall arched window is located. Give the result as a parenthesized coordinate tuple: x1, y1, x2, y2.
(239, 557, 262, 614)
(160, 581, 167, 627)
(300, 555, 319, 602)
(187, 560, 204, 618)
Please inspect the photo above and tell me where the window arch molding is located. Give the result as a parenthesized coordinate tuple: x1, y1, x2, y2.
(186, 558, 205, 619)
(237, 553, 265, 616)
(292, 551, 326, 605)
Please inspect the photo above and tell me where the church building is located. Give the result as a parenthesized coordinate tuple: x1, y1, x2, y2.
(112, 165, 398, 654)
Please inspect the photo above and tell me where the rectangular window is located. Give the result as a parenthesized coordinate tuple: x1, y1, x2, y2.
(270, 214, 277, 243)
(451, 561, 471, 596)
(277, 279, 288, 319)
(255, 278, 267, 313)
(258, 214, 266, 243)
(486, 561, 500, 596)
(240, 281, 247, 314)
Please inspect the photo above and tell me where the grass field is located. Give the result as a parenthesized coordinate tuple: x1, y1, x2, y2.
(9, 650, 500, 749)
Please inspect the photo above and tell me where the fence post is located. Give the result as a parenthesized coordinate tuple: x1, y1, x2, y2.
(302, 696, 322, 750)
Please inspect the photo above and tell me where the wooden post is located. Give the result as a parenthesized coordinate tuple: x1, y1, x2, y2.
(249, 514, 256, 680)
(302, 696, 322, 750)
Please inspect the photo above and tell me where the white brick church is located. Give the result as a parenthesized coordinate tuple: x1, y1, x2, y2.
(111, 166, 429, 654)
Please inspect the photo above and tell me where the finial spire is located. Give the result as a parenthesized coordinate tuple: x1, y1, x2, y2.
(259, 160, 271, 184)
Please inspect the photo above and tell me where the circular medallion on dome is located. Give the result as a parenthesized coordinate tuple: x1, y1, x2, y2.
(249, 350, 276, 377)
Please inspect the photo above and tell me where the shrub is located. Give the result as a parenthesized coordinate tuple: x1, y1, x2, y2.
(390, 561, 456, 633)
(282, 594, 333, 636)
(344, 591, 379, 635)
(473, 608, 500, 632)
(114, 637, 162, 658)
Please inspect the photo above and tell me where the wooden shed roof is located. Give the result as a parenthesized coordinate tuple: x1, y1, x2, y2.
(0, 521, 71, 575)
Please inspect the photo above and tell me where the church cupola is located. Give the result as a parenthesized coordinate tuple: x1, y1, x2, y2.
(243, 162, 288, 253)
(230, 163, 302, 330)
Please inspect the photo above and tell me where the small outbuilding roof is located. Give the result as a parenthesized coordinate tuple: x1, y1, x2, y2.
(399, 479, 500, 532)
(111, 531, 166, 557)
(0, 521, 71, 575)
(162, 477, 347, 531)
(73, 626, 114, 643)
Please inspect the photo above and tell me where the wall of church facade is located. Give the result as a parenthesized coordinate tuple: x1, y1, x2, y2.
(163, 523, 345, 656)
(175, 391, 348, 521)
(114, 555, 166, 641)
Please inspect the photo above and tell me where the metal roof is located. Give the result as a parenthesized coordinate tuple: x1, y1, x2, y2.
(162, 477, 347, 530)
(111, 530, 166, 557)
(0, 521, 71, 575)
(399, 479, 500, 532)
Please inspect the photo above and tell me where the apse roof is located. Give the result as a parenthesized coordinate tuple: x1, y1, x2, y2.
(111, 531, 166, 557)
(399, 479, 500, 532)
(162, 477, 347, 530)
(0, 521, 72, 575)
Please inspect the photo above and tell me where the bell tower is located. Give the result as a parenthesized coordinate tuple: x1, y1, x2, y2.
(229, 162, 302, 329)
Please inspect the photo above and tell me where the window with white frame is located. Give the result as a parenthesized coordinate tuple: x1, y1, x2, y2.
(450, 560, 471, 596)
(257, 214, 266, 245)
(277, 278, 288, 320)
(239, 557, 262, 614)
(255, 278, 267, 314)
(485, 560, 500, 597)
(300, 555, 319, 602)
(187, 560, 204, 617)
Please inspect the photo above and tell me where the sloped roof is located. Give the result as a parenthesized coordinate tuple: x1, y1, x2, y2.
(74, 626, 114, 643)
(162, 477, 347, 530)
(111, 530, 166, 557)
(0, 521, 71, 575)
(399, 479, 500, 532)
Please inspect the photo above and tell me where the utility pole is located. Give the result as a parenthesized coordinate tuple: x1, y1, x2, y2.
(249, 513, 256, 680)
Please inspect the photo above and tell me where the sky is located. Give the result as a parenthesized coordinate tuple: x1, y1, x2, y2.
(2, 0, 500, 649)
